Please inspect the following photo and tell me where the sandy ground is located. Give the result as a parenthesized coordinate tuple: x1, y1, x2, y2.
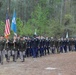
(0, 52, 76, 75)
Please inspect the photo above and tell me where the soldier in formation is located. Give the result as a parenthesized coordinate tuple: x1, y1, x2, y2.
(0, 35, 76, 65)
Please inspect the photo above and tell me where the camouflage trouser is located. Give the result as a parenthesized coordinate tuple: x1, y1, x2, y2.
(5, 50, 11, 62)
(12, 50, 17, 62)
(0, 50, 3, 64)
(19, 51, 25, 62)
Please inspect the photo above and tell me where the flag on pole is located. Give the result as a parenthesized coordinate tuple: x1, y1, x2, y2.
(11, 10, 17, 35)
(34, 29, 37, 35)
(4, 13, 10, 39)
(66, 32, 69, 38)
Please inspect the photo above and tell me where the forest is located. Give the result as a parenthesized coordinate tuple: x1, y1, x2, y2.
(0, 0, 76, 38)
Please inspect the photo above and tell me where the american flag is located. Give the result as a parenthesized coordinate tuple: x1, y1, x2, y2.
(4, 13, 10, 39)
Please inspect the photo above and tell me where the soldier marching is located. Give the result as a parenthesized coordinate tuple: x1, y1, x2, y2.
(0, 35, 76, 65)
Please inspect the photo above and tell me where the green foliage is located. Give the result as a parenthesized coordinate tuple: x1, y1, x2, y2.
(16, 18, 24, 35)
(29, 2, 50, 36)
(0, 0, 76, 38)
(16, 18, 33, 36)
(0, 1, 2, 8)
(64, 14, 73, 25)
(66, 24, 76, 36)
(47, 20, 64, 37)
(0, 21, 5, 36)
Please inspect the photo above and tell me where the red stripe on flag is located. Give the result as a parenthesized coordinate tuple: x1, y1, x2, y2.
(4, 18, 10, 39)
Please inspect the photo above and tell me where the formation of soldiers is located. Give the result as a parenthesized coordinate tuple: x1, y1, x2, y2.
(0, 35, 76, 65)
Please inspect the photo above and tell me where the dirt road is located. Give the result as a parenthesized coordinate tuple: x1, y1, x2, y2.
(0, 52, 76, 75)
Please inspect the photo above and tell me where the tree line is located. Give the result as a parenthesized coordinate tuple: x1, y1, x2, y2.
(0, 0, 76, 38)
